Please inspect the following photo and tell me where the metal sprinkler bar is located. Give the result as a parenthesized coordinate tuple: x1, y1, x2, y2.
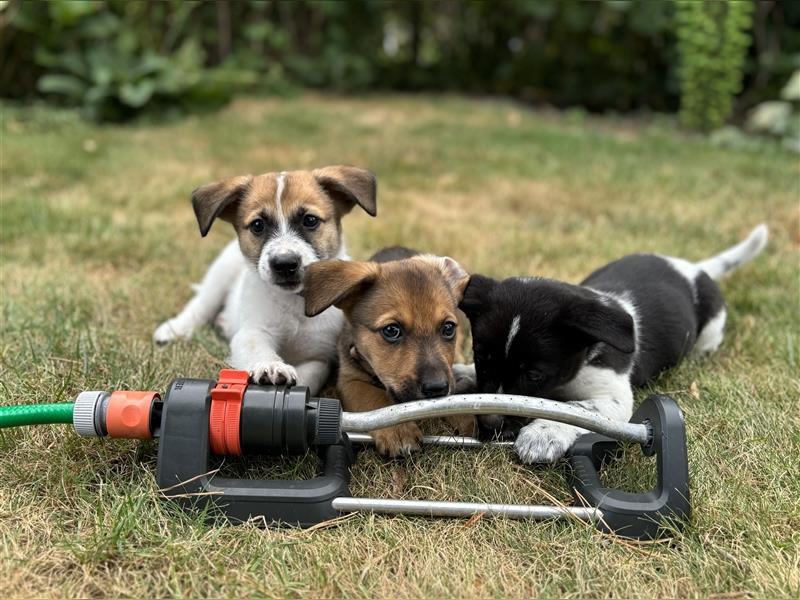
(345, 432, 514, 447)
(331, 498, 603, 521)
(338, 432, 601, 522)
(72, 369, 690, 540)
(341, 395, 650, 445)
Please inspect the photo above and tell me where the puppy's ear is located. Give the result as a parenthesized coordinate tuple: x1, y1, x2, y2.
(304, 260, 380, 317)
(313, 165, 377, 217)
(459, 274, 496, 319)
(191, 175, 252, 237)
(561, 297, 635, 354)
(416, 255, 471, 302)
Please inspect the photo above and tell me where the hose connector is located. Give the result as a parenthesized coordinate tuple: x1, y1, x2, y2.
(73, 389, 159, 439)
(106, 391, 159, 439)
(73, 391, 109, 437)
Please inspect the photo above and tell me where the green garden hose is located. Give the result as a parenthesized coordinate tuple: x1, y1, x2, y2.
(0, 403, 74, 428)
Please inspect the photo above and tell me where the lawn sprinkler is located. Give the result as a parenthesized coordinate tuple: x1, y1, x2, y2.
(1, 369, 690, 539)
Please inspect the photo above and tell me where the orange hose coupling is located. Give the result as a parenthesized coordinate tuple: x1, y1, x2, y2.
(106, 391, 159, 439)
(208, 369, 249, 456)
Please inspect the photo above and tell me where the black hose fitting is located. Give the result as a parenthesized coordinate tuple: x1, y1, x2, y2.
(239, 385, 342, 455)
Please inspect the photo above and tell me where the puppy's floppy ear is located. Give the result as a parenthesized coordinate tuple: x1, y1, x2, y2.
(191, 175, 252, 237)
(459, 274, 497, 319)
(415, 255, 471, 302)
(561, 296, 635, 354)
(313, 165, 377, 217)
(304, 260, 380, 317)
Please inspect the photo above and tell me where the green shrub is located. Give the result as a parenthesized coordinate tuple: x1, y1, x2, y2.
(10, 0, 255, 121)
(675, 0, 754, 131)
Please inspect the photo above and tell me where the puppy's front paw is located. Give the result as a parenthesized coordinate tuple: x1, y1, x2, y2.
(478, 414, 523, 441)
(248, 361, 298, 386)
(478, 414, 505, 434)
(446, 414, 477, 437)
(372, 422, 423, 458)
(153, 318, 193, 345)
(451, 363, 477, 393)
(514, 420, 583, 464)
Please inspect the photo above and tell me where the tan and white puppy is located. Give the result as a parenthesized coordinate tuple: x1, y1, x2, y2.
(154, 166, 377, 395)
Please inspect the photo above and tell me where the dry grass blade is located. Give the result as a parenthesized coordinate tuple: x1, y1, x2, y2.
(158, 468, 221, 493)
(463, 512, 485, 527)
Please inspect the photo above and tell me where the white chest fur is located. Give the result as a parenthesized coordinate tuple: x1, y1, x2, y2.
(230, 267, 344, 365)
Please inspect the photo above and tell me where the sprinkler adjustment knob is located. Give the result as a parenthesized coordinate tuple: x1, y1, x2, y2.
(314, 397, 342, 446)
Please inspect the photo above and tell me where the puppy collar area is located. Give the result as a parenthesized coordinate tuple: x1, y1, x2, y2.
(0, 370, 688, 540)
(348, 344, 386, 390)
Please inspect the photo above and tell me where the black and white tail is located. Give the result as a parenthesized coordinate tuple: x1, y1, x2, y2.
(696, 224, 769, 280)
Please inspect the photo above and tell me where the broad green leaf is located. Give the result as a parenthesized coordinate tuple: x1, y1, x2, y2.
(119, 79, 156, 108)
(48, 0, 101, 26)
(37, 74, 87, 99)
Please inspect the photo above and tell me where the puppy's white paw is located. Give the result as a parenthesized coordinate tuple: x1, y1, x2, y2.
(153, 318, 194, 345)
(248, 361, 298, 386)
(451, 363, 477, 393)
(514, 420, 583, 464)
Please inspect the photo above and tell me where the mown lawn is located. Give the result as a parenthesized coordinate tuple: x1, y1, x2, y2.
(1, 94, 798, 599)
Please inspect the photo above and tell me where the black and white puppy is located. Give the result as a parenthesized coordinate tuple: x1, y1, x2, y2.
(459, 225, 768, 464)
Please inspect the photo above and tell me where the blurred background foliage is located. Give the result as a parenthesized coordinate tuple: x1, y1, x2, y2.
(1, 0, 798, 135)
(675, 0, 754, 131)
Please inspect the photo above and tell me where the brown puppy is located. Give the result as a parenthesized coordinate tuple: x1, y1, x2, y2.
(304, 247, 476, 457)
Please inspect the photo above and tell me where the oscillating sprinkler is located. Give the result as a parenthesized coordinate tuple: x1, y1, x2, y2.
(1, 369, 690, 540)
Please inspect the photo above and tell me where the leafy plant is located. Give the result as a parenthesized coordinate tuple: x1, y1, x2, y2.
(675, 0, 754, 131)
(9, 0, 255, 121)
(36, 40, 257, 122)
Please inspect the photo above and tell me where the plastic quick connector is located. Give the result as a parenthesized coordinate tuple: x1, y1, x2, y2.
(106, 391, 159, 439)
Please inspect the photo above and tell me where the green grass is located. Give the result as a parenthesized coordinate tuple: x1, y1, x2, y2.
(1, 94, 799, 598)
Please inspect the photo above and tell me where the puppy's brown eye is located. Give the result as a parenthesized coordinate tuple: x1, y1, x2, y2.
(249, 219, 265, 235)
(441, 321, 457, 340)
(381, 324, 403, 342)
(526, 369, 544, 384)
(302, 214, 320, 230)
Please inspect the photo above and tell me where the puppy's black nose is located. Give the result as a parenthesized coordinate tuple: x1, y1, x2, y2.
(269, 253, 300, 275)
(421, 379, 449, 398)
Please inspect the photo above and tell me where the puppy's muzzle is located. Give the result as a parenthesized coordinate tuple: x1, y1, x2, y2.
(269, 252, 302, 286)
(389, 378, 450, 403)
